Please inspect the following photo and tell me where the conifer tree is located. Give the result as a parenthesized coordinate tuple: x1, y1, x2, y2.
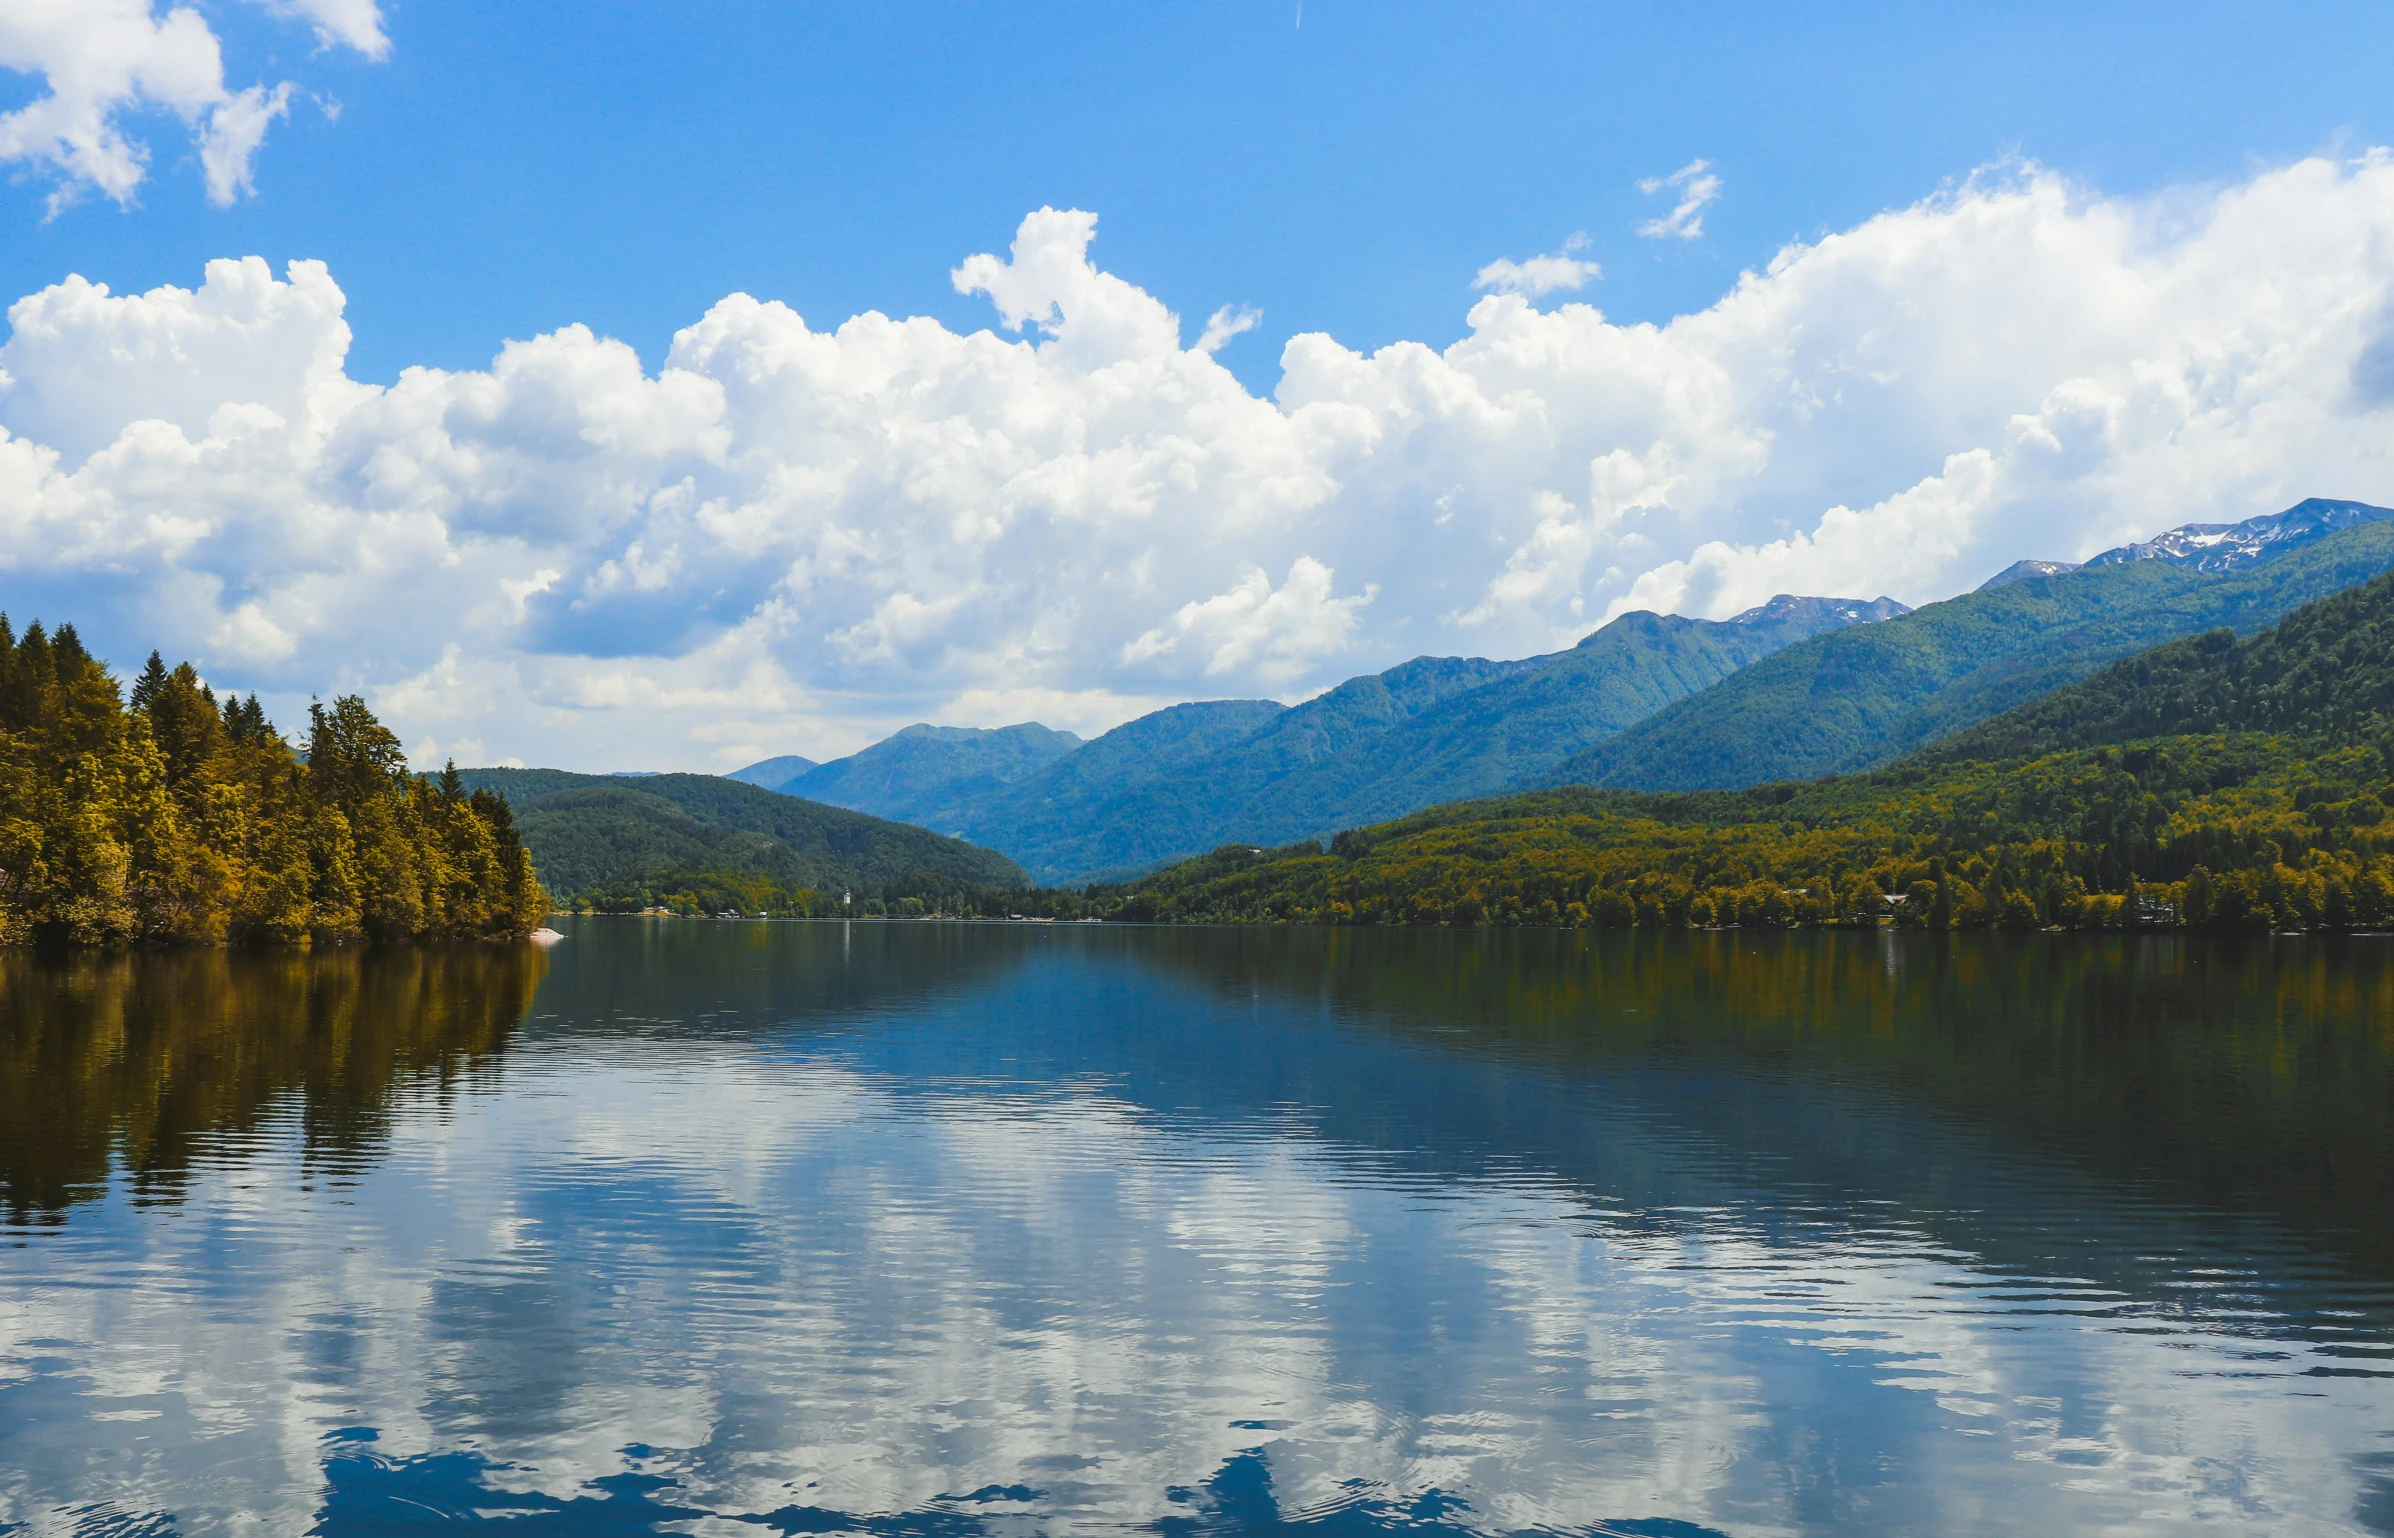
(128, 652, 169, 713)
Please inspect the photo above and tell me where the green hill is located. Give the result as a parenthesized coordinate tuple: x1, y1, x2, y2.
(453, 769, 1026, 907)
(1543, 517, 2394, 792)
(1909, 564, 2394, 765)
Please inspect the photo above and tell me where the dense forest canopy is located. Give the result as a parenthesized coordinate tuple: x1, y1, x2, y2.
(0, 618, 546, 946)
(1103, 737, 2394, 932)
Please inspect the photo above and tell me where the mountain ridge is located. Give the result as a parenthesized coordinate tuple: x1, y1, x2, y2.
(1542, 504, 2394, 794)
(769, 721, 1083, 830)
(762, 592, 1903, 883)
(1973, 497, 2392, 590)
(1904, 562, 2394, 766)
(2084, 496, 2391, 573)
(723, 754, 816, 789)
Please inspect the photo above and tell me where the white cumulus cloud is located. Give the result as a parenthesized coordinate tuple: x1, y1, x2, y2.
(251, 0, 389, 59)
(1474, 235, 1602, 298)
(1636, 159, 1719, 240)
(1196, 303, 1262, 355)
(1122, 557, 1377, 684)
(0, 0, 383, 210)
(4, 158, 2394, 772)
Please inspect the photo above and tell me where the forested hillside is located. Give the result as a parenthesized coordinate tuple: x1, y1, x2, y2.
(1910, 565, 2394, 764)
(1111, 737, 2394, 933)
(455, 767, 1026, 913)
(1220, 596, 1907, 845)
(0, 620, 546, 946)
(1544, 516, 2394, 792)
(1105, 554, 2394, 934)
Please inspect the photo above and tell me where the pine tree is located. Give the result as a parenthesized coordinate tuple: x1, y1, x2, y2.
(129, 652, 169, 713)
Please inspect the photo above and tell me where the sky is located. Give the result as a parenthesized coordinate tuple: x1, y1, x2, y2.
(5, 2, 2394, 770)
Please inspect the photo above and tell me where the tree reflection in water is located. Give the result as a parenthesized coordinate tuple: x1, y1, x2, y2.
(0, 943, 546, 1224)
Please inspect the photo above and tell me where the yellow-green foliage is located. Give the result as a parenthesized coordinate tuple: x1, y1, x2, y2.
(1112, 734, 2394, 933)
(0, 620, 548, 946)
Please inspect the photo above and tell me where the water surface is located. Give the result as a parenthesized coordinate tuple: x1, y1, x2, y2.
(2, 921, 2391, 1535)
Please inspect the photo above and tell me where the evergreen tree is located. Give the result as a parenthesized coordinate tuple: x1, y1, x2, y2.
(128, 652, 169, 713)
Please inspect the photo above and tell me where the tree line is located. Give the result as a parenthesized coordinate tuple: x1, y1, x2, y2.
(0, 618, 548, 946)
(569, 867, 1112, 920)
(1099, 734, 2394, 933)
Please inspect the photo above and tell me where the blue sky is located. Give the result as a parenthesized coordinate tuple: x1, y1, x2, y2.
(11, 2, 2394, 392)
(6, 2, 2394, 769)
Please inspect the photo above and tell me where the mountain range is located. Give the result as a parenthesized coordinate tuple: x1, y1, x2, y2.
(1550, 504, 2394, 792)
(463, 495, 2394, 899)
(725, 497, 2394, 882)
(739, 594, 1907, 883)
(1976, 498, 2391, 589)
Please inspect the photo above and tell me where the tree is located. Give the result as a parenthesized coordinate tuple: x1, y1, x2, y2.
(128, 652, 170, 713)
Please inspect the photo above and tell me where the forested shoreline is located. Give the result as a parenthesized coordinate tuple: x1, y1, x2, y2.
(1098, 735, 2394, 932)
(566, 869, 1104, 920)
(0, 619, 547, 947)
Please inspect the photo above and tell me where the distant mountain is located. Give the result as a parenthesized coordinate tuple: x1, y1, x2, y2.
(724, 754, 817, 790)
(782, 593, 1899, 885)
(1543, 506, 2394, 793)
(1972, 498, 2392, 591)
(453, 768, 1026, 900)
(1909, 562, 2394, 766)
(955, 700, 1293, 882)
(1177, 595, 1908, 862)
(2083, 496, 2392, 573)
(781, 722, 1082, 829)
(1978, 559, 2081, 591)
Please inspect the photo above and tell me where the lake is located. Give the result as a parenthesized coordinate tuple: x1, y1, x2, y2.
(2, 920, 2391, 1535)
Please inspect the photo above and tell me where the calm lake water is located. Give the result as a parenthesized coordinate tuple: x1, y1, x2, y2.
(2, 921, 2392, 1536)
